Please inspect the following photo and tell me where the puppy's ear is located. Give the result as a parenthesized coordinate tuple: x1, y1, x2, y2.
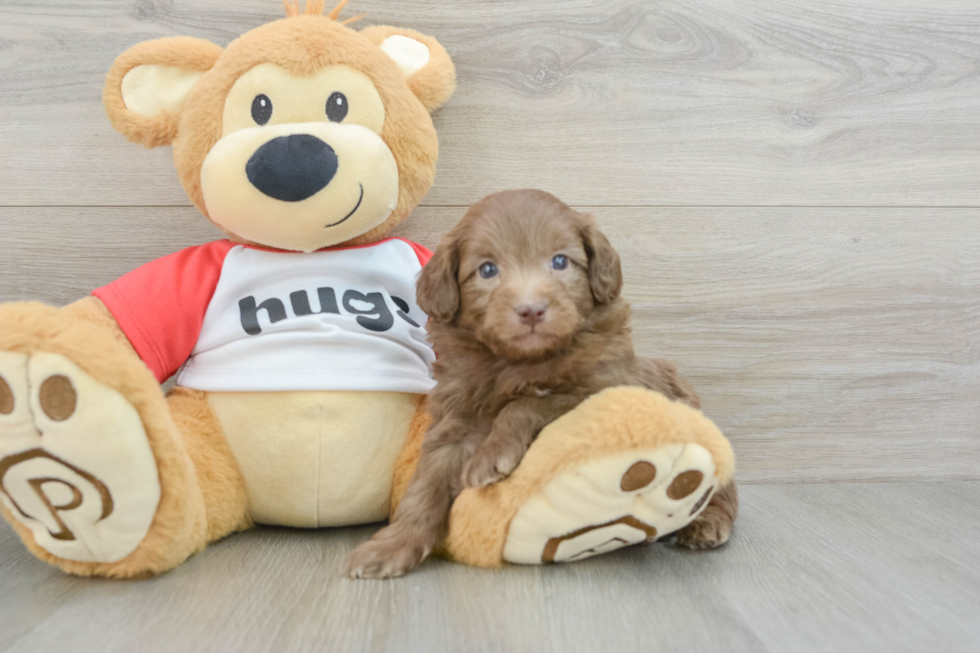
(417, 235, 460, 323)
(581, 218, 623, 304)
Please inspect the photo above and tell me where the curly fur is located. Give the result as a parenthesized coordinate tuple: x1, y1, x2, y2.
(348, 190, 734, 578)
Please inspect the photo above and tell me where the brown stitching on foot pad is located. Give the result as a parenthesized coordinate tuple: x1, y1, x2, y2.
(0, 448, 114, 541)
(620, 461, 656, 492)
(26, 478, 84, 540)
(541, 515, 657, 563)
(667, 470, 703, 500)
(39, 375, 76, 421)
(689, 487, 714, 516)
(565, 537, 629, 562)
(0, 376, 12, 415)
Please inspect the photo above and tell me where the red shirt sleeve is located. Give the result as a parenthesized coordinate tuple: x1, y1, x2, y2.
(395, 238, 433, 266)
(92, 240, 236, 383)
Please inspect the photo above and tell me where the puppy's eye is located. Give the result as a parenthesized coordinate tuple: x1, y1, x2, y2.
(251, 94, 272, 125)
(478, 262, 498, 279)
(551, 254, 569, 270)
(326, 92, 348, 122)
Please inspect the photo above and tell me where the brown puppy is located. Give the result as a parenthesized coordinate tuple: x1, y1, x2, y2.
(345, 189, 737, 579)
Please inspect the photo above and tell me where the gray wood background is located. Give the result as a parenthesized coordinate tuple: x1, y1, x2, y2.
(2, 482, 979, 653)
(1, 0, 977, 484)
(0, 2, 979, 650)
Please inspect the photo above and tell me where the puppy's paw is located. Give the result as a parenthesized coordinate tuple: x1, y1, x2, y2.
(461, 445, 523, 489)
(672, 507, 733, 550)
(344, 529, 430, 579)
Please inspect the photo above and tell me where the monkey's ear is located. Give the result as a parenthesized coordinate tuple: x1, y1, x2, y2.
(359, 26, 456, 113)
(103, 37, 223, 148)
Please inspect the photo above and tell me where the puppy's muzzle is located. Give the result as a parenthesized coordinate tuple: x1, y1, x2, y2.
(246, 134, 338, 202)
(516, 301, 548, 326)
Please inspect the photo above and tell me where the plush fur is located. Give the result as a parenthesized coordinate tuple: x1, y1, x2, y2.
(389, 387, 736, 568)
(445, 387, 735, 567)
(166, 387, 252, 543)
(350, 191, 735, 578)
(103, 37, 224, 149)
(359, 26, 456, 113)
(0, 311, 253, 579)
(4, 2, 736, 579)
(390, 397, 430, 515)
(3, 2, 456, 577)
(103, 15, 455, 250)
(65, 298, 251, 544)
(0, 301, 208, 578)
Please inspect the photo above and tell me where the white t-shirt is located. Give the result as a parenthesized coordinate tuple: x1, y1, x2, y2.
(93, 238, 435, 393)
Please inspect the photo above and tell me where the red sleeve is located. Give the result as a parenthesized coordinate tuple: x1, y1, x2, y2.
(395, 238, 433, 266)
(92, 240, 236, 383)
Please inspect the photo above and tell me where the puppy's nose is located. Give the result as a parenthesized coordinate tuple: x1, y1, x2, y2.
(516, 302, 548, 326)
(246, 134, 338, 202)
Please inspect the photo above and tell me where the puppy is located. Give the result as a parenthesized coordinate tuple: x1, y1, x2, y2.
(345, 189, 737, 579)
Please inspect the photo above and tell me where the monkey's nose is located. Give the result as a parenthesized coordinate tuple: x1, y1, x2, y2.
(516, 302, 548, 326)
(246, 134, 338, 202)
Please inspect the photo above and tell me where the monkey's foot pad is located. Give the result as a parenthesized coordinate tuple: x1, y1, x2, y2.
(0, 351, 160, 563)
(503, 444, 717, 564)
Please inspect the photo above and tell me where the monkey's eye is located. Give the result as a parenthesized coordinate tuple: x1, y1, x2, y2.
(326, 92, 348, 122)
(478, 262, 498, 279)
(551, 254, 569, 270)
(251, 94, 272, 125)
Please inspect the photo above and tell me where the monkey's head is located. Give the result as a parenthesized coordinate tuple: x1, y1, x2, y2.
(103, 0, 455, 252)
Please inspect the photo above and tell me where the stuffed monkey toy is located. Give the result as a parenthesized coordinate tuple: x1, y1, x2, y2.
(0, 0, 735, 578)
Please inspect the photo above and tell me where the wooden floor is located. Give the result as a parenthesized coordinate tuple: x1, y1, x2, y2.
(0, 0, 978, 651)
(2, 482, 978, 653)
(1, 0, 978, 483)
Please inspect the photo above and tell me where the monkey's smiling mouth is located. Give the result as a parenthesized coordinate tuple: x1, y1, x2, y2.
(325, 183, 364, 228)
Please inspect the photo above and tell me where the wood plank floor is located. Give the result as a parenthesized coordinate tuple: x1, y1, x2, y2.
(2, 482, 978, 653)
(1, 0, 977, 484)
(1, 1, 979, 650)
(2, 205, 978, 483)
(3, 1, 980, 207)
